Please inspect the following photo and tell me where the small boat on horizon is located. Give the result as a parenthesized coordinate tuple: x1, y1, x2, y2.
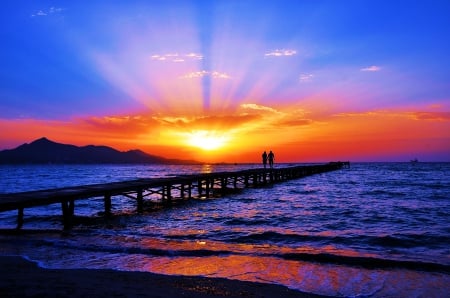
(410, 158, 419, 163)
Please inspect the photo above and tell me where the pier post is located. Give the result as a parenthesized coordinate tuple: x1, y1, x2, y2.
(69, 200, 75, 216)
(137, 189, 143, 213)
(61, 200, 73, 230)
(205, 179, 210, 198)
(221, 177, 227, 192)
(17, 208, 24, 230)
(166, 185, 172, 202)
(198, 180, 203, 197)
(188, 183, 192, 198)
(104, 193, 112, 217)
(181, 184, 185, 199)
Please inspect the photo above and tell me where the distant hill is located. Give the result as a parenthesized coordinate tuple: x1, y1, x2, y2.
(0, 137, 199, 164)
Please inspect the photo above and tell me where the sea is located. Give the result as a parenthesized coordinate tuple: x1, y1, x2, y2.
(0, 162, 449, 297)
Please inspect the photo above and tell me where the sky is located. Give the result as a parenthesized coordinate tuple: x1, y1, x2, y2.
(0, 0, 449, 163)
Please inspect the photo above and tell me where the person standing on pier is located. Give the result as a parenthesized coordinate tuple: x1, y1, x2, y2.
(262, 151, 268, 168)
(268, 150, 275, 168)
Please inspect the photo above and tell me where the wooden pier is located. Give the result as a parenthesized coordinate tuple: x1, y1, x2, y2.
(0, 162, 349, 230)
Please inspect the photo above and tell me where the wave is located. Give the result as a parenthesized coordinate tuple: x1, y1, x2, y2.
(288, 189, 319, 195)
(231, 231, 328, 243)
(6, 235, 449, 274)
(279, 252, 450, 273)
(223, 218, 272, 226)
(361, 189, 408, 197)
(228, 231, 450, 251)
(366, 234, 450, 248)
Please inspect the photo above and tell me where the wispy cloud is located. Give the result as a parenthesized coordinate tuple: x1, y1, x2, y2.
(31, 6, 64, 17)
(334, 111, 384, 118)
(238, 104, 315, 134)
(154, 114, 261, 130)
(84, 115, 159, 134)
(428, 103, 444, 109)
(240, 103, 281, 114)
(180, 71, 208, 79)
(271, 108, 313, 127)
(180, 71, 231, 79)
(32, 10, 47, 17)
(211, 71, 231, 79)
(335, 110, 450, 121)
(408, 112, 450, 121)
(299, 73, 314, 82)
(277, 118, 313, 127)
(265, 49, 297, 57)
(185, 53, 203, 59)
(151, 53, 203, 62)
(360, 65, 381, 72)
(155, 116, 189, 125)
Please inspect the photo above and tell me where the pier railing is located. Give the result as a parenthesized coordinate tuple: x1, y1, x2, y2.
(0, 162, 349, 230)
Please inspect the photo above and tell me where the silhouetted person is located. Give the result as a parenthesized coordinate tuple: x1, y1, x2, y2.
(268, 150, 275, 168)
(262, 151, 268, 168)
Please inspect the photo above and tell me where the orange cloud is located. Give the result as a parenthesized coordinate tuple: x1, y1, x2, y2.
(276, 119, 313, 127)
(83, 115, 160, 134)
(408, 112, 450, 121)
(1, 106, 449, 162)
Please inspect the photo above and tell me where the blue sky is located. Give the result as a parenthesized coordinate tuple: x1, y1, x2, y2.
(1, 1, 449, 161)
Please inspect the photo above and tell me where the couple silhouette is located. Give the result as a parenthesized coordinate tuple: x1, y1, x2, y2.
(262, 150, 275, 169)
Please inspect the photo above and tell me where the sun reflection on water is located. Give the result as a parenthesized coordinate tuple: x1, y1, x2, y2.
(139, 254, 450, 297)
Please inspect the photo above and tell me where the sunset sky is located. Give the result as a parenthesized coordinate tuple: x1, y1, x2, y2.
(1, 0, 449, 162)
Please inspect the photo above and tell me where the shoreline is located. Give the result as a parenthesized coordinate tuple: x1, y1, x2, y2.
(0, 256, 327, 298)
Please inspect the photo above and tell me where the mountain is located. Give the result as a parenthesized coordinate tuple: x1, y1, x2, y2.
(0, 137, 199, 164)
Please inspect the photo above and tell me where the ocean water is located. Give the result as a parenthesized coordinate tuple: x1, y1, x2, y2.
(0, 163, 449, 297)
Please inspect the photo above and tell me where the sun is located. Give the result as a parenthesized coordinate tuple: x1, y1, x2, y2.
(186, 130, 230, 151)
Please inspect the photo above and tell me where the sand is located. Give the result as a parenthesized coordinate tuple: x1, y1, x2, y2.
(0, 256, 327, 297)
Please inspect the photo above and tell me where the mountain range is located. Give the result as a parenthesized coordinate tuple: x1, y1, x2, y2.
(0, 137, 199, 164)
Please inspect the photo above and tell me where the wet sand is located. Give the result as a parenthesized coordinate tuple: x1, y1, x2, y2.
(0, 256, 327, 297)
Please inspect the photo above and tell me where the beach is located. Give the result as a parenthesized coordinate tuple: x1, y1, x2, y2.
(0, 256, 324, 298)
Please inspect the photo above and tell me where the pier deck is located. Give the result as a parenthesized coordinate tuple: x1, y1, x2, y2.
(0, 162, 349, 230)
